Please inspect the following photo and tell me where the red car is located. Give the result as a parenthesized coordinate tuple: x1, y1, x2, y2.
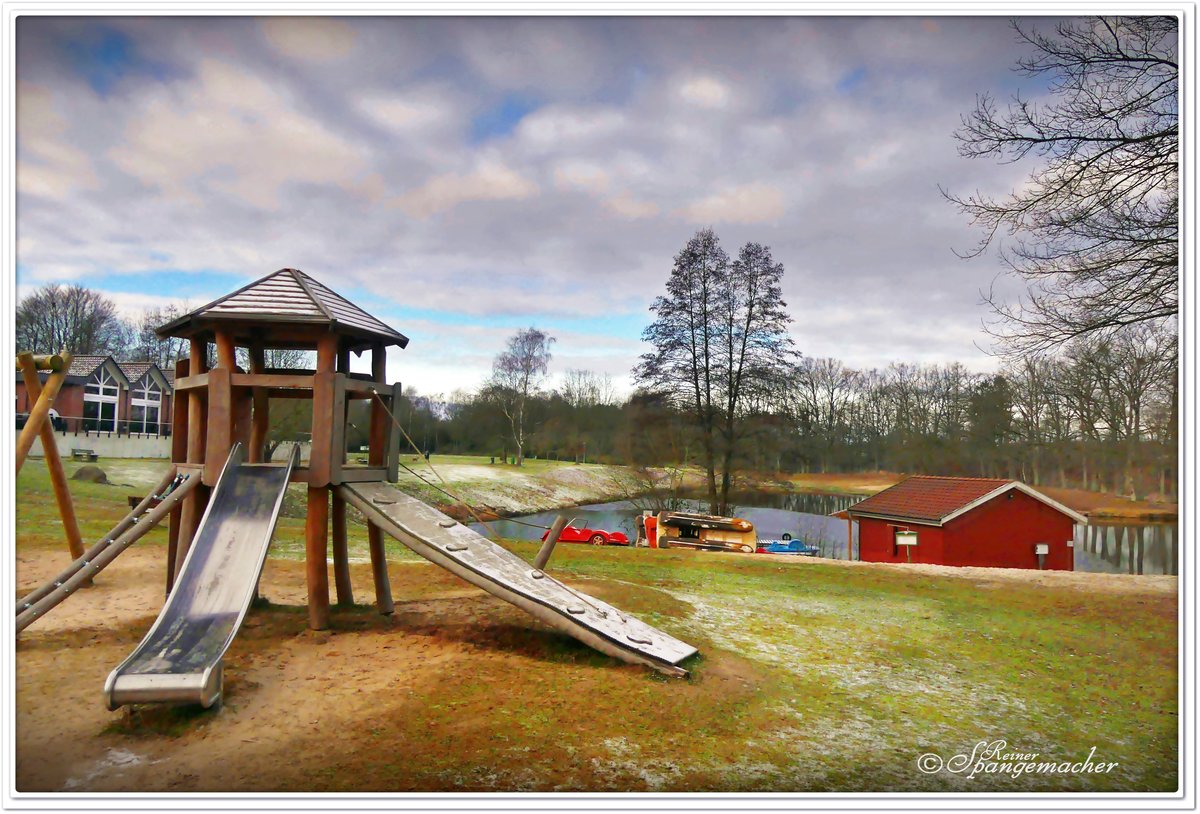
(541, 519, 630, 546)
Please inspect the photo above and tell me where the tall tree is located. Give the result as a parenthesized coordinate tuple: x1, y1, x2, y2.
(16, 284, 132, 356)
(488, 327, 555, 466)
(945, 16, 1178, 353)
(636, 230, 795, 514)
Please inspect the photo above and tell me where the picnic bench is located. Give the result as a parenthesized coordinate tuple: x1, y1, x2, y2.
(71, 448, 99, 462)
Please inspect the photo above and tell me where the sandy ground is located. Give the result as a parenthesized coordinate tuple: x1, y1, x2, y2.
(14, 546, 562, 793)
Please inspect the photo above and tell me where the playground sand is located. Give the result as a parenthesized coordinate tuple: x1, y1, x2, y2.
(15, 546, 546, 792)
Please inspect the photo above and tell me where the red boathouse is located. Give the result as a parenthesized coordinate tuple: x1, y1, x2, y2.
(842, 476, 1087, 571)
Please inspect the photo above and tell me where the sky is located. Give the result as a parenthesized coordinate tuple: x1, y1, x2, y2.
(14, 15, 1054, 396)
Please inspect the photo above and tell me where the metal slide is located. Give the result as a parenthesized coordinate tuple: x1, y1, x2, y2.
(16, 469, 197, 633)
(340, 481, 699, 677)
(104, 443, 299, 710)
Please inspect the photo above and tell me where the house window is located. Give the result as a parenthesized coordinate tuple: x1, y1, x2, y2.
(130, 379, 162, 434)
(83, 367, 120, 432)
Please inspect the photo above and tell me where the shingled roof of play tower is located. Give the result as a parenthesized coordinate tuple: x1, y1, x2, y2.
(157, 268, 409, 351)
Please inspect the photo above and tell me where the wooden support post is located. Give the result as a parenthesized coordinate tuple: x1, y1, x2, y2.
(17, 353, 84, 561)
(15, 366, 69, 474)
(535, 515, 569, 570)
(305, 486, 331, 629)
(331, 491, 354, 605)
(205, 331, 237, 485)
(166, 358, 189, 596)
(367, 524, 394, 615)
(846, 517, 854, 561)
(366, 342, 393, 614)
(309, 333, 337, 486)
(176, 339, 210, 582)
(1136, 525, 1145, 575)
(248, 344, 269, 464)
(387, 382, 402, 483)
(331, 374, 347, 485)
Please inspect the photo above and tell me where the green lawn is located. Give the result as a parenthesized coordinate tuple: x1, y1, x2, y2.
(15, 457, 1179, 792)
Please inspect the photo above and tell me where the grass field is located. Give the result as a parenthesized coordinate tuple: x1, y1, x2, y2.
(14, 458, 1179, 792)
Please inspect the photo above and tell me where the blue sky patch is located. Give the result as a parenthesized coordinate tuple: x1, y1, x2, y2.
(836, 67, 867, 95)
(469, 95, 539, 143)
(66, 26, 169, 95)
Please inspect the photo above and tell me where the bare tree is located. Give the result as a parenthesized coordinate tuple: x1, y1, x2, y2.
(636, 231, 796, 514)
(945, 16, 1178, 353)
(559, 369, 618, 408)
(16, 284, 132, 356)
(488, 327, 555, 466)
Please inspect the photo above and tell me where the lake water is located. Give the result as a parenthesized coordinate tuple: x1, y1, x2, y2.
(468, 491, 1178, 576)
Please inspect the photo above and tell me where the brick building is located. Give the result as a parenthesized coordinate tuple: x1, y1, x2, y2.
(15, 355, 174, 436)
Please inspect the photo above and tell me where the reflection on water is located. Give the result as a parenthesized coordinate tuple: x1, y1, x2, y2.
(471, 490, 1178, 576)
(1073, 522, 1178, 576)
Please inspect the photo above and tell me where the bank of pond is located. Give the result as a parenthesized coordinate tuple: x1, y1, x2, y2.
(469, 490, 1178, 576)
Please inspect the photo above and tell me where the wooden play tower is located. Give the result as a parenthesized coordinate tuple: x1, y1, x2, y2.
(158, 268, 407, 629)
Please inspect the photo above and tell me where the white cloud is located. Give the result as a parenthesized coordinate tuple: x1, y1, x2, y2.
(392, 161, 538, 218)
(16, 82, 98, 198)
(260, 17, 357, 62)
(553, 161, 610, 195)
(679, 75, 730, 109)
(357, 91, 454, 134)
(516, 106, 626, 149)
(605, 192, 659, 219)
(108, 60, 366, 209)
(677, 183, 786, 224)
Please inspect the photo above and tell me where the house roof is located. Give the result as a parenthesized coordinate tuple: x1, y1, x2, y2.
(66, 355, 111, 377)
(117, 362, 173, 391)
(66, 355, 131, 387)
(842, 475, 1088, 526)
(155, 268, 409, 352)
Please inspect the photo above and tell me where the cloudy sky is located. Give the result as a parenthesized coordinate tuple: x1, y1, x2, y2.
(15, 15, 1051, 395)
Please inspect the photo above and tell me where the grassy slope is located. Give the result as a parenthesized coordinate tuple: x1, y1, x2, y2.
(15, 458, 1177, 791)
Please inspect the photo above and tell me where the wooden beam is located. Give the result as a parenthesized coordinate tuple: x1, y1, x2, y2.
(215, 330, 237, 370)
(248, 345, 269, 464)
(15, 365, 69, 474)
(331, 491, 353, 606)
(173, 373, 210, 391)
(177, 340, 209, 578)
(17, 353, 84, 561)
(387, 382, 402, 483)
(368, 343, 387, 469)
(308, 333, 338, 487)
(305, 486, 331, 630)
(204, 367, 233, 486)
(230, 372, 314, 390)
(166, 358, 189, 596)
(330, 374, 348, 485)
(12, 353, 65, 372)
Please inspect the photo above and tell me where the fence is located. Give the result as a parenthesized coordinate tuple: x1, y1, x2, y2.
(15, 413, 172, 439)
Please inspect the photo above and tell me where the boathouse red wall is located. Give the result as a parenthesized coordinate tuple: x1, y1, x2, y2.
(857, 488, 1075, 570)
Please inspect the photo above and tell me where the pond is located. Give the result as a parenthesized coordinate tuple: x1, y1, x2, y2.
(469, 490, 1178, 576)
